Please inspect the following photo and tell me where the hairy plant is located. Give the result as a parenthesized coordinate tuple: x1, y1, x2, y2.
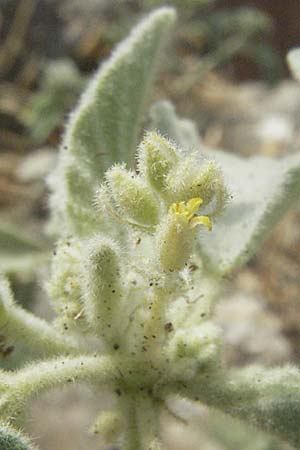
(21, 59, 85, 144)
(0, 7, 300, 450)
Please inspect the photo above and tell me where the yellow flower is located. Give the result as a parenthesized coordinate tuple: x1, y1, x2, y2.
(170, 197, 212, 230)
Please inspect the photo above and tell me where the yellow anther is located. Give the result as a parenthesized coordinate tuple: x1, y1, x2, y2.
(170, 197, 212, 231)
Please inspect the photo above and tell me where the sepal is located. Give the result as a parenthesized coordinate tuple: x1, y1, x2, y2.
(105, 164, 159, 227)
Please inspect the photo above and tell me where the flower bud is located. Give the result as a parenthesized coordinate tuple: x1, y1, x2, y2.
(82, 236, 123, 346)
(105, 164, 159, 226)
(137, 131, 178, 193)
(48, 239, 86, 333)
(166, 159, 227, 216)
(168, 322, 220, 379)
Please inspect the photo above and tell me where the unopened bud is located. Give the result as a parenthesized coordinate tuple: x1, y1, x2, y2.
(168, 323, 220, 379)
(105, 164, 159, 226)
(137, 131, 178, 194)
(82, 236, 123, 345)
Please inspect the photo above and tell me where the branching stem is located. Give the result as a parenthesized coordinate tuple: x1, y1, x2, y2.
(1, 304, 82, 358)
(0, 355, 116, 423)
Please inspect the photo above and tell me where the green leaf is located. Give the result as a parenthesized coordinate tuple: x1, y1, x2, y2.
(51, 8, 176, 235)
(202, 412, 282, 450)
(186, 366, 300, 448)
(0, 223, 47, 275)
(197, 149, 300, 275)
(149, 100, 200, 150)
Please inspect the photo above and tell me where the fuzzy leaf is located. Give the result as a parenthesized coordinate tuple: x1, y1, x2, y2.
(186, 365, 300, 448)
(149, 100, 200, 150)
(197, 149, 300, 274)
(51, 8, 176, 235)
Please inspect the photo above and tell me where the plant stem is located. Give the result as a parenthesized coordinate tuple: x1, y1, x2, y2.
(119, 393, 140, 450)
(136, 393, 165, 450)
(1, 304, 81, 359)
(0, 354, 116, 423)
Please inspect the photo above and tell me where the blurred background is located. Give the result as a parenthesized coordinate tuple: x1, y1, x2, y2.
(0, 1, 300, 449)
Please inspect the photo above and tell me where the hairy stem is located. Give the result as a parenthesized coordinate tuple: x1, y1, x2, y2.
(1, 304, 81, 359)
(0, 355, 116, 423)
(119, 394, 140, 450)
(136, 393, 165, 450)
